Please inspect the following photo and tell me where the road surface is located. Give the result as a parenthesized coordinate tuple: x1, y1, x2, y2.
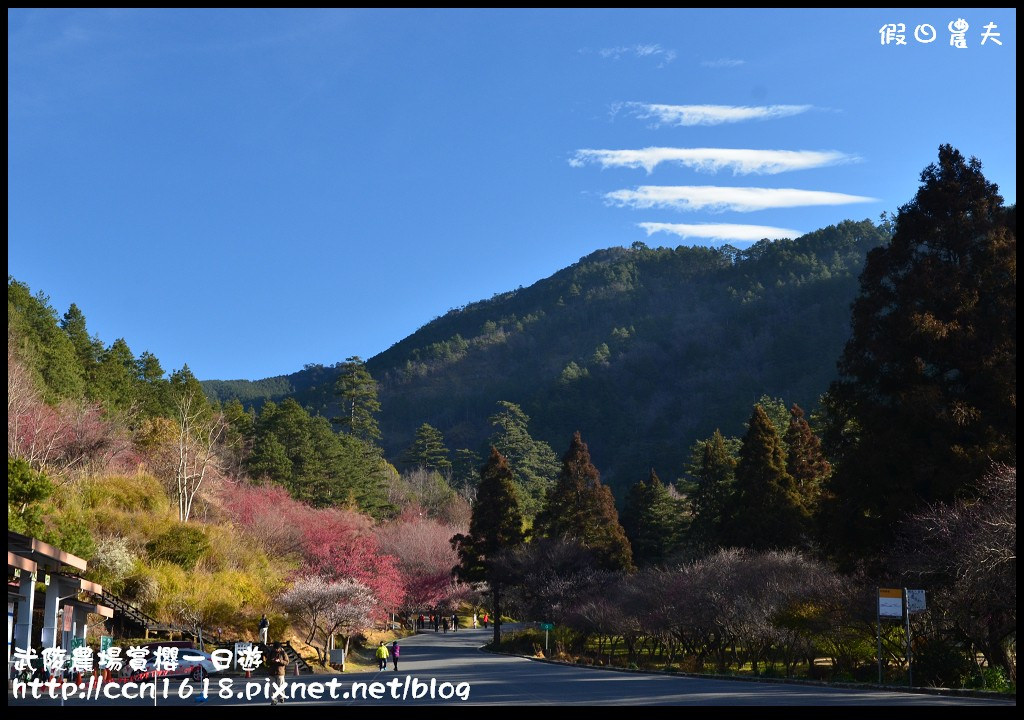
(9, 627, 1015, 706)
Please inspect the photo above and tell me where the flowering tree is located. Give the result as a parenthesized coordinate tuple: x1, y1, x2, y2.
(279, 576, 375, 665)
(378, 510, 469, 614)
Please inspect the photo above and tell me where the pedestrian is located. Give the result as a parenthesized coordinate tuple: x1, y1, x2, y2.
(258, 614, 270, 646)
(472, 613, 478, 629)
(433, 615, 439, 632)
(391, 640, 400, 671)
(376, 641, 389, 671)
(442, 616, 449, 633)
(452, 613, 458, 631)
(268, 642, 288, 705)
(482, 613, 489, 629)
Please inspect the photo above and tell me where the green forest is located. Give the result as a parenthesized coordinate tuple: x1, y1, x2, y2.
(9, 145, 1016, 689)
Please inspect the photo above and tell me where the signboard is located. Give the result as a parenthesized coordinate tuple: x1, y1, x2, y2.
(906, 589, 926, 613)
(71, 637, 85, 652)
(100, 635, 114, 653)
(234, 641, 252, 669)
(329, 649, 346, 665)
(540, 623, 554, 631)
(62, 610, 74, 632)
(878, 588, 903, 617)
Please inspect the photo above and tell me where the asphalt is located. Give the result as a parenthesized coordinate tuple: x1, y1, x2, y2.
(8, 626, 1016, 707)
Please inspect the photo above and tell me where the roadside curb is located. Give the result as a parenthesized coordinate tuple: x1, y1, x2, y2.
(482, 647, 1015, 702)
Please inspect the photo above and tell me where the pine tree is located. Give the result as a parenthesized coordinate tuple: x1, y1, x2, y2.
(334, 356, 382, 442)
(403, 423, 452, 474)
(451, 447, 526, 645)
(686, 429, 739, 549)
(92, 338, 139, 415)
(621, 468, 683, 566)
(488, 401, 559, 519)
(533, 432, 634, 571)
(60, 303, 103, 378)
(784, 404, 830, 515)
(822, 145, 1016, 563)
(726, 405, 808, 550)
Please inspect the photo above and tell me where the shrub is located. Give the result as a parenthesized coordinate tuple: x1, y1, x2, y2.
(146, 525, 210, 570)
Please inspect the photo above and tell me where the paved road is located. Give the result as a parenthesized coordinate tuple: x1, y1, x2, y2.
(9, 627, 1015, 706)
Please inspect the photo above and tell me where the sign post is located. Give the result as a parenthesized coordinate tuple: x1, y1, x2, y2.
(904, 589, 925, 687)
(877, 588, 903, 683)
(540, 622, 554, 654)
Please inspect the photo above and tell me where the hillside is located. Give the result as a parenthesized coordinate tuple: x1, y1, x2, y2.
(203, 219, 889, 494)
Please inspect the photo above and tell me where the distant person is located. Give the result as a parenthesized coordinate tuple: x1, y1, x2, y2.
(376, 641, 389, 671)
(258, 615, 270, 645)
(482, 613, 489, 629)
(442, 616, 449, 633)
(433, 615, 439, 632)
(452, 614, 458, 632)
(268, 643, 288, 705)
(391, 641, 400, 671)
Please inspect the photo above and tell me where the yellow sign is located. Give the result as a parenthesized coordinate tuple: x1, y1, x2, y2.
(878, 588, 903, 617)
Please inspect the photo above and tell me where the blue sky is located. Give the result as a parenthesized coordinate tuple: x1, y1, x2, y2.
(8, 9, 1016, 381)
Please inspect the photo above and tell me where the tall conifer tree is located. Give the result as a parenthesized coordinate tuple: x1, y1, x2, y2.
(451, 447, 526, 645)
(534, 432, 633, 571)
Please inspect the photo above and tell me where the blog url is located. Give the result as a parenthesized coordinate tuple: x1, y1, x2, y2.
(12, 676, 472, 702)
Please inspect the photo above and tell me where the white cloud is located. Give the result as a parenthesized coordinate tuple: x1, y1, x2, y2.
(605, 186, 877, 212)
(570, 147, 857, 175)
(700, 58, 746, 68)
(598, 44, 676, 65)
(628, 103, 813, 127)
(638, 222, 802, 242)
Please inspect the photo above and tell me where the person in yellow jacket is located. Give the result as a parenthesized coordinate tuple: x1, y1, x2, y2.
(376, 641, 390, 671)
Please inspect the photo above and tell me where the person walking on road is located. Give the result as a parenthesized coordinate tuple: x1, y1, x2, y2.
(442, 616, 449, 633)
(376, 641, 390, 671)
(268, 642, 288, 705)
(258, 614, 270, 646)
(452, 614, 458, 632)
(482, 613, 489, 629)
(391, 641, 400, 671)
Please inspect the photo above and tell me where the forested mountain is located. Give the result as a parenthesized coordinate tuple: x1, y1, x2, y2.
(203, 219, 889, 495)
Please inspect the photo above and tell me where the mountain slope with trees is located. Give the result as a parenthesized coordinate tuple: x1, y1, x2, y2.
(205, 219, 888, 495)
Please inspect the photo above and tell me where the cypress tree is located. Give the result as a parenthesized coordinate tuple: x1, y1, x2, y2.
(822, 145, 1016, 563)
(784, 404, 830, 515)
(534, 431, 634, 571)
(451, 447, 526, 645)
(687, 429, 738, 549)
(727, 405, 808, 550)
(621, 468, 683, 566)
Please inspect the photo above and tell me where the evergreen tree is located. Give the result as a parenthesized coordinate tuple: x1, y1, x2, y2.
(686, 429, 739, 550)
(60, 303, 103, 378)
(334, 356, 381, 442)
(92, 338, 139, 415)
(726, 405, 808, 550)
(621, 468, 683, 566)
(451, 447, 526, 645)
(403, 423, 452, 474)
(452, 448, 482, 492)
(8, 278, 85, 402)
(488, 401, 559, 519)
(784, 404, 830, 515)
(822, 146, 1016, 564)
(533, 432, 633, 571)
(135, 351, 171, 417)
(8, 457, 54, 537)
(245, 431, 292, 484)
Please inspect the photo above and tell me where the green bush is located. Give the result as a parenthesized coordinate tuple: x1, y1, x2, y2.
(967, 666, 1013, 693)
(912, 637, 975, 688)
(146, 524, 210, 570)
